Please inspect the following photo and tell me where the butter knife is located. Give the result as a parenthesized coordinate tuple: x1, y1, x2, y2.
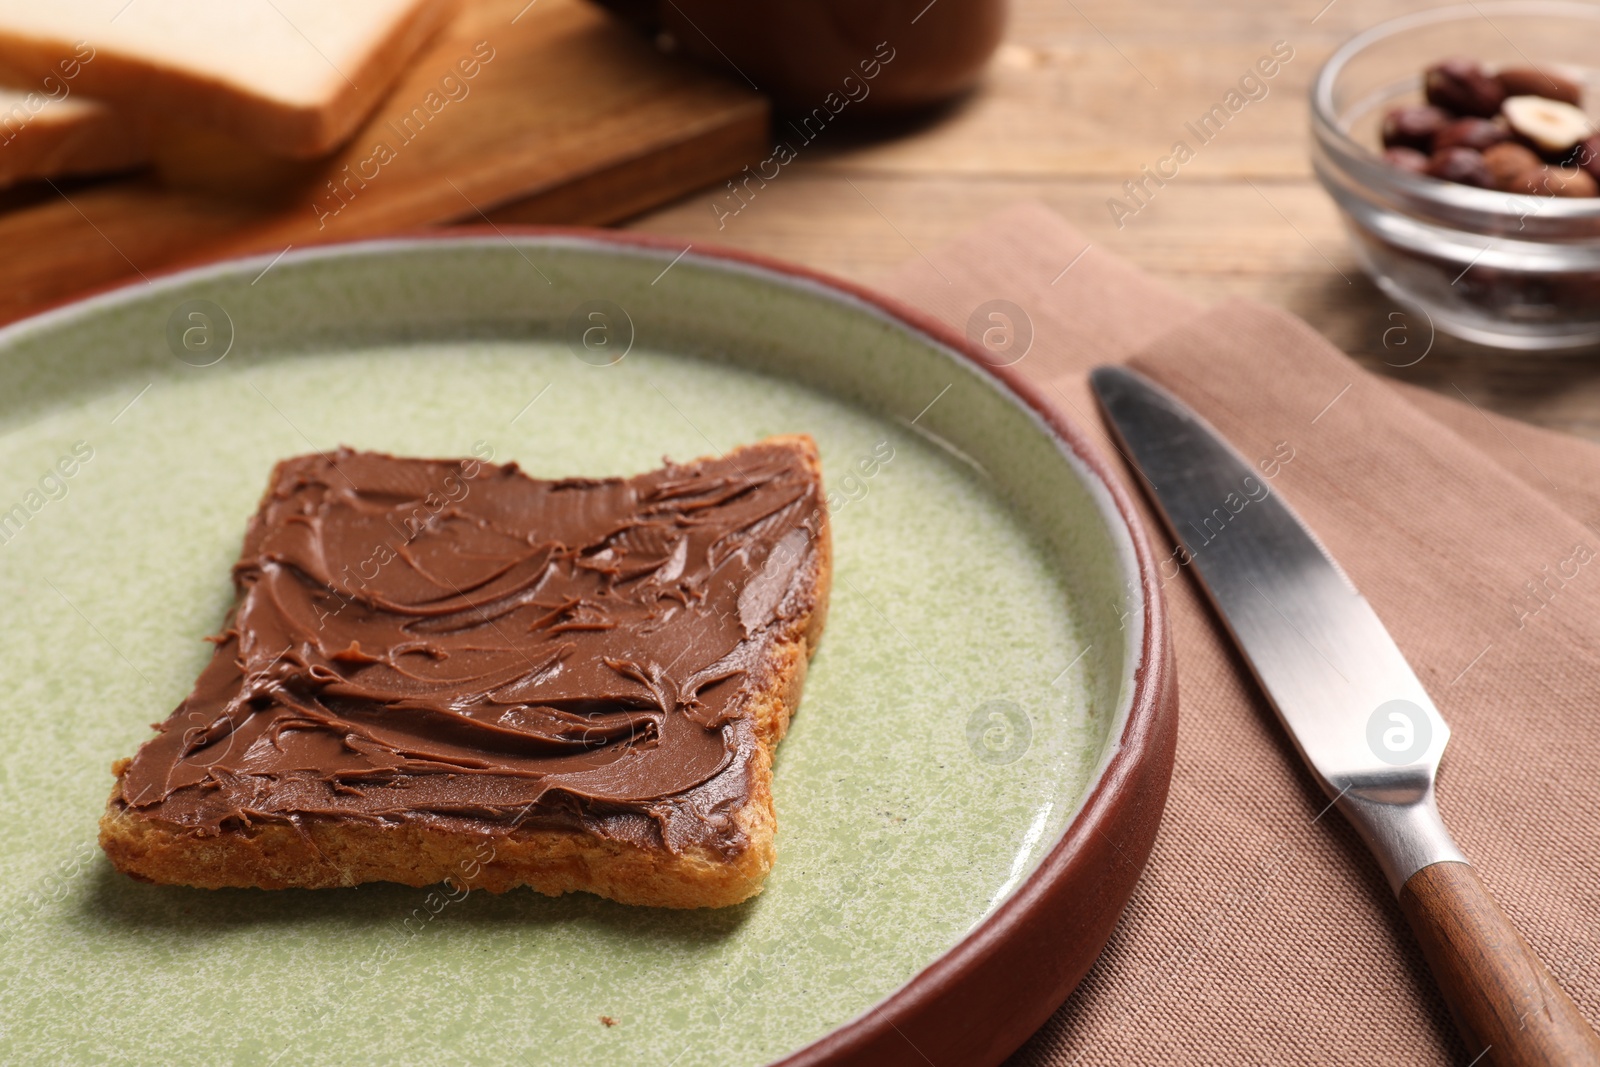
(1091, 365, 1600, 1067)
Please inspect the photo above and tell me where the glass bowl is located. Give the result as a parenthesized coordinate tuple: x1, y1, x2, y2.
(1311, 2, 1600, 350)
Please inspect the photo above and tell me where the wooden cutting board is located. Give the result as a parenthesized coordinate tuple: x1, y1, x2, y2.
(0, 0, 766, 325)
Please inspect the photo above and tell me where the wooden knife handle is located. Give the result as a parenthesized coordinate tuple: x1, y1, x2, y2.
(1399, 861, 1600, 1066)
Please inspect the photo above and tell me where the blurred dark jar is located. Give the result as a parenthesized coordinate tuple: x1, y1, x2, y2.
(589, 0, 1007, 115)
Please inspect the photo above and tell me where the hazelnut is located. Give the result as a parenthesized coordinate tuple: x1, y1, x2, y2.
(1556, 168, 1599, 197)
(1482, 141, 1544, 190)
(1425, 146, 1495, 188)
(1382, 146, 1430, 174)
(1574, 134, 1600, 181)
(1552, 166, 1598, 197)
(1503, 94, 1596, 158)
(1425, 58, 1506, 117)
(1509, 165, 1599, 198)
(1433, 116, 1511, 152)
(1495, 66, 1583, 107)
(1381, 104, 1451, 152)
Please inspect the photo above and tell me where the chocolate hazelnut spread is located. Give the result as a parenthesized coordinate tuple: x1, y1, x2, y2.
(115, 441, 827, 859)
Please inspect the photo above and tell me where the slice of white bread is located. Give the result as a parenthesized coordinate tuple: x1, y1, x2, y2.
(0, 87, 146, 187)
(0, 0, 458, 159)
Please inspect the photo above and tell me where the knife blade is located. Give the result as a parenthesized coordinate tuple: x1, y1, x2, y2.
(1091, 365, 1600, 1067)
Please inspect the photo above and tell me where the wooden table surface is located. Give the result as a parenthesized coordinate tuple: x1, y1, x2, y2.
(623, 0, 1600, 443)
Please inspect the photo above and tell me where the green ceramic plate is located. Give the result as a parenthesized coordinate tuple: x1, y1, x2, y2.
(0, 234, 1162, 1066)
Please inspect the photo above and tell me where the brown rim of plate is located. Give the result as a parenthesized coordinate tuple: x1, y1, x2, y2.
(10, 226, 1180, 1067)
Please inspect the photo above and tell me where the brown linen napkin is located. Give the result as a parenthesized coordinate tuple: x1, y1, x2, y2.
(877, 203, 1600, 1066)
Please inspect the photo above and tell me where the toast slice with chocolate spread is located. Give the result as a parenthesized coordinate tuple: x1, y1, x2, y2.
(98, 436, 830, 908)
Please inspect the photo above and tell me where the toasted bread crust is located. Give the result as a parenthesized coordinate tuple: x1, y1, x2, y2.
(0, 97, 147, 188)
(99, 435, 830, 908)
(0, 0, 457, 158)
